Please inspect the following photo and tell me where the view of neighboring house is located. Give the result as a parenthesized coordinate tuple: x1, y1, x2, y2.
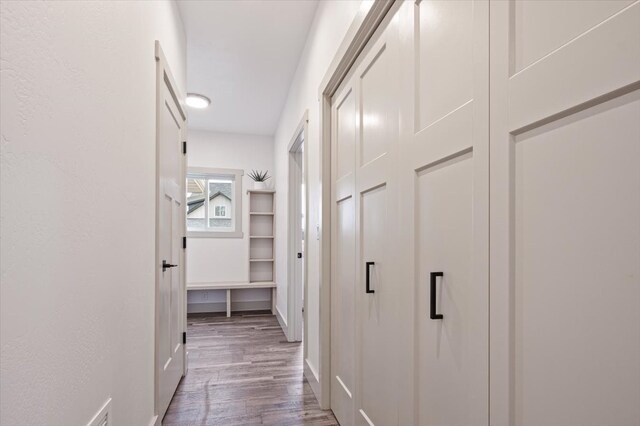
(187, 179, 233, 230)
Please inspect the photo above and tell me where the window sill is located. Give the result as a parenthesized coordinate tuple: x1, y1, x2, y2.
(187, 231, 244, 239)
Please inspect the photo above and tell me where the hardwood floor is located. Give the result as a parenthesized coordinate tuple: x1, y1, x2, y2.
(164, 311, 339, 426)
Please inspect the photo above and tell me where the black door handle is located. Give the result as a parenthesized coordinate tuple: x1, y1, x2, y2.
(430, 272, 443, 319)
(366, 262, 375, 294)
(162, 260, 178, 271)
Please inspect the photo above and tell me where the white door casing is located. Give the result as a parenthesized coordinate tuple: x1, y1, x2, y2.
(155, 42, 187, 422)
(288, 113, 308, 344)
(489, 2, 640, 425)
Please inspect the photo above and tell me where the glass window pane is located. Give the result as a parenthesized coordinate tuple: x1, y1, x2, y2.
(208, 179, 233, 231)
(186, 178, 206, 231)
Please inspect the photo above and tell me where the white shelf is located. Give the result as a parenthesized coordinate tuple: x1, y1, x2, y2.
(248, 190, 276, 290)
(187, 281, 276, 290)
(246, 189, 276, 194)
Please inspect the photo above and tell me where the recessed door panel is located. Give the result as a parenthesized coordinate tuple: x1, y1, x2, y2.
(360, 44, 393, 167)
(416, 152, 475, 426)
(417, 0, 474, 129)
(513, 0, 634, 72)
(359, 185, 396, 426)
(337, 89, 356, 181)
(512, 94, 640, 425)
(331, 196, 356, 426)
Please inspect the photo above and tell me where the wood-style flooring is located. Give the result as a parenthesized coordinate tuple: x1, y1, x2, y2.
(163, 311, 339, 426)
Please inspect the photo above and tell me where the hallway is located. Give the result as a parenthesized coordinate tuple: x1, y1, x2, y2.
(163, 313, 337, 426)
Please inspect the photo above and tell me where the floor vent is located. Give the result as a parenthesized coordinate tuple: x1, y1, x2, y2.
(87, 398, 112, 426)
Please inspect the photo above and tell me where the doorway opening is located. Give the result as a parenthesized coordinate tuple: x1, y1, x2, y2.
(287, 111, 308, 344)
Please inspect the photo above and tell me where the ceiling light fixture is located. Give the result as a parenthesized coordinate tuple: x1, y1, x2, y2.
(186, 93, 211, 109)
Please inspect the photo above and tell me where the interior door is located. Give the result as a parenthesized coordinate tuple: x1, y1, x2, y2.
(354, 12, 401, 426)
(397, 0, 490, 425)
(155, 43, 187, 421)
(489, 2, 640, 425)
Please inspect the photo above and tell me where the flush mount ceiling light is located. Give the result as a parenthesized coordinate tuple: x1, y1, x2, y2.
(186, 93, 211, 109)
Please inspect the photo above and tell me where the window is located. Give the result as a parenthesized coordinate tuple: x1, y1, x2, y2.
(214, 205, 227, 218)
(186, 167, 243, 238)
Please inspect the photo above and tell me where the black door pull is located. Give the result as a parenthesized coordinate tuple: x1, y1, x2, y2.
(366, 262, 375, 294)
(430, 272, 443, 319)
(162, 260, 178, 271)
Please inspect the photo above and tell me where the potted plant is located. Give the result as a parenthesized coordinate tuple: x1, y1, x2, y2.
(248, 170, 271, 190)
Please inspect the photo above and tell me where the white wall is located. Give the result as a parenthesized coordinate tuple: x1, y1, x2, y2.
(0, 1, 185, 425)
(187, 130, 274, 310)
(273, 0, 363, 380)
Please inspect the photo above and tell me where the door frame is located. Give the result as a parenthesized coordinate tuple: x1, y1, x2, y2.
(287, 111, 308, 343)
(154, 40, 187, 424)
(316, 0, 399, 409)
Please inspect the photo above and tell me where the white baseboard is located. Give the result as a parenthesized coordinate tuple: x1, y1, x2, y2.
(187, 300, 271, 314)
(304, 358, 321, 402)
(275, 305, 288, 338)
(148, 414, 159, 426)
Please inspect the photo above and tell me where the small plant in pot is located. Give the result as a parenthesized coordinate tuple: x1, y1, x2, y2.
(248, 170, 271, 190)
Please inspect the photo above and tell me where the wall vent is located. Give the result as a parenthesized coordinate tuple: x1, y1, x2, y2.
(87, 398, 112, 426)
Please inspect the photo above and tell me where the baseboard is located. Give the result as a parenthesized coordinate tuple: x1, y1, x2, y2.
(148, 415, 160, 426)
(275, 305, 288, 338)
(304, 358, 321, 402)
(187, 300, 271, 314)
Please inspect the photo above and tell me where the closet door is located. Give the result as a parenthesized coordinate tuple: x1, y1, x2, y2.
(354, 13, 401, 426)
(331, 77, 357, 426)
(398, 0, 489, 425)
(490, 2, 640, 425)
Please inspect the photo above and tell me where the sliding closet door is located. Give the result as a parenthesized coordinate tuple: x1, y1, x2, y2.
(398, 0, 489, 425)
(490, 2, 640, 425)
(331, 77, 357, 426)
(331, 10, 402, 426)
(354, 13, 401, 426)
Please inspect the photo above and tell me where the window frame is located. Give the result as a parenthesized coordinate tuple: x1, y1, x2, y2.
(186, 167, 243, 238)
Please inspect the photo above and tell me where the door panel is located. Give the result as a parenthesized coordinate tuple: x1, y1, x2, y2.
(331, 196, 356, 426)
(355, 13, 401, 426)
(490, 1, 640, 424)
(359, 185, 395, 426)
(512, 93, 640, 426)
(400, 0, 489, 424)
(513, 0, 634, 72)
(416, 152, 475, 426)
(417, 0, 474, 129)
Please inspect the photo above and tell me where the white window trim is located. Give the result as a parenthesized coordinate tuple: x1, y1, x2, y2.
(187, 167, 244, 238)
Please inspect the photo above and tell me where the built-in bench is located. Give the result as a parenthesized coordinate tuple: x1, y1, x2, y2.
(187, 282, 276, 317)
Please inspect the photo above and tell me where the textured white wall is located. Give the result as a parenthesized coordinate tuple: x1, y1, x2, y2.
(187, 130, 274, 308)
(0, 1, 185, 425)
(272, 0, 362, 379)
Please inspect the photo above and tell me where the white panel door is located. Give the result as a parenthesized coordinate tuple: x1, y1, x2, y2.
(490, 2, 640, 425)
(331, 78, 357, 426)
(354, 13, 401, 426)
(397, 0, 489, 424)
(156, 48, 186, 421)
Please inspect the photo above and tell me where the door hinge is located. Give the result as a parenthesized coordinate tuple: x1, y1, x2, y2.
(182, 331, 186, 344)
(182, 141, 187, 154)
(183, 236, 187, 249)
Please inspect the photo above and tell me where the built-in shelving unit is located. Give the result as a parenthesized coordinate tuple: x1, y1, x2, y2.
(248, 189, 276, 285)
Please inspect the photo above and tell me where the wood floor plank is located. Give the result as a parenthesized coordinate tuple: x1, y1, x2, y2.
(163, 312, 338, 426)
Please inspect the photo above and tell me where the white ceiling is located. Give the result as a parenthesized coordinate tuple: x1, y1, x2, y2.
(177, 0, 319, 136)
